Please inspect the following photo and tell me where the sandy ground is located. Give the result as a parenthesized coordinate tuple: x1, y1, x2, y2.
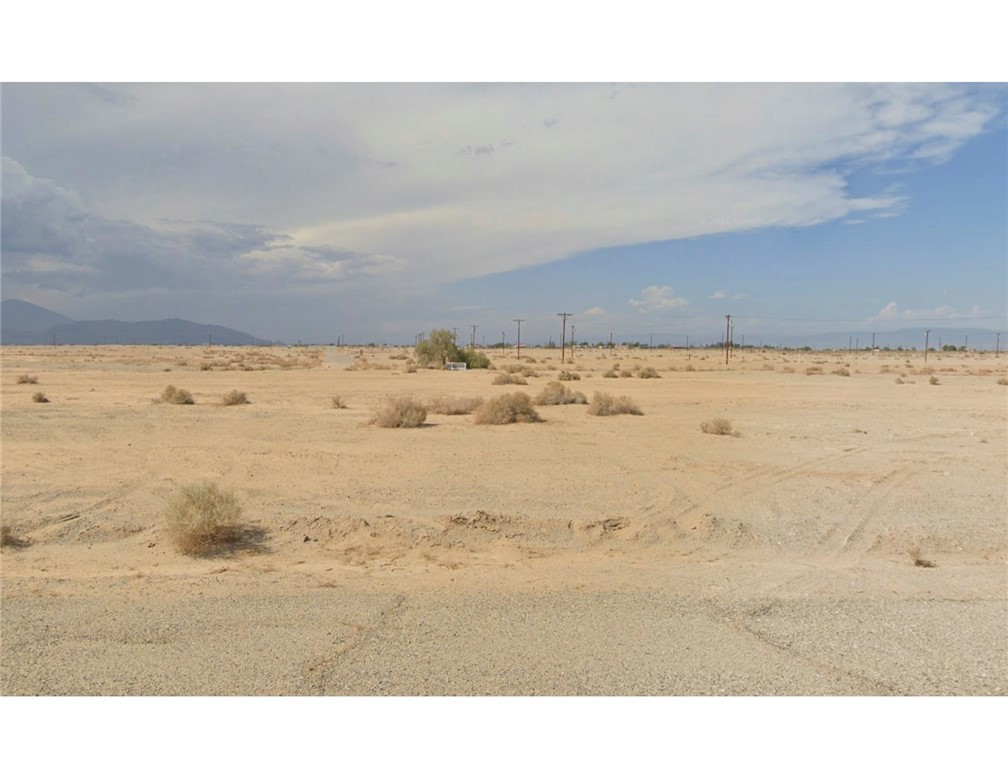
(1, 344, 1005, 695)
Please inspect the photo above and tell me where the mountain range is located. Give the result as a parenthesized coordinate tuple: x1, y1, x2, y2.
(1, 300, 272, 346)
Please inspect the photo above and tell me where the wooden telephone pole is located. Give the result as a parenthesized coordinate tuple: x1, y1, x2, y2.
(557, 313, 572, 363)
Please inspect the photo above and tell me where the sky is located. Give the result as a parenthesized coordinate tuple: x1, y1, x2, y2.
(2, 82, 1006, 345)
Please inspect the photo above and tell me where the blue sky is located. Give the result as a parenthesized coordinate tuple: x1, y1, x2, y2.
(2, 83, 1005, 345)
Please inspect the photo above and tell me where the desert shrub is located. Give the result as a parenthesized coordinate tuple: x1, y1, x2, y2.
(372, 396, 427, 428)
(200, 363, 213, 371)
(524, 357, 537, 364)
(534, 381, 587, 405)
(637, 366, 660, 379)
(909, 548, 936, 568)
(701, 417, 733, 435)
(781, 366, 795, 373)
(501, 364, 525, 374)
(165, 482, 243, 555)
(603, 369, 618, 378)
(16, 374, 39, 384)
(161, 385, 195, 404)
(1, 526, 16, 547)
(405, 364, 418, 373)
(331, 395, 348, 409)
(389, 353, 409, 360)
(459, 348, 492, 369)
(520, 367, 539, 378)
(997, 378, 1008, 385)
(473, 392, 542, 424)
(221, 390, 249, 406)
(587, 391, 642, 416)
(929, 375, 939, 385)
(805, 366, 823, 375)
(415, 329, 462, 367)
(425, 396, 483, 415)
(619, 369, 633, 378)
(31, 392, 49, 403)
(832, 367, 850, 377)
(895, 377, 905, 384)
(492, 372, 527, 385)
(558, 370, 580, 381)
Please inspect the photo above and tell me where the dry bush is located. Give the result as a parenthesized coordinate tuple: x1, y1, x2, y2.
(832, 367, 850, 377)
(31, 391, 49, 403)
(587, 391, 643, 416)
(637, 366, 661, 379)
(425, 395, 483, 415)
(997, 378, 1008, 385)
(701, 417, 733, 435)
(221, 390, 249, 406)
(492, 372, 527, 385)
(372, 396, 427, 428)
(603, 369, 618, 378)
(909, 548, 936, 568)
(534, 381, 587, 405)
(501, 364, 525, 374)
(200, 363, 213, 371)
(520, 367, 539, 378)
(805, 366, 823, 375)
(331, 395, 348, 409)
(345, 358, 391, 371)
(929, 375, 940, 385)
(781, 366, 795, 373)
(473, 392, 542, 424)
(160, 385, 194, 404)
(164, 482, 243, 555)
(406, 364, 418, 373)
(895, 377, 905, 384)
(558, 370, 581, 381)
(619, 369, 633, 378)
(524, 357, 537, 364)
(16, 374, 39, 384)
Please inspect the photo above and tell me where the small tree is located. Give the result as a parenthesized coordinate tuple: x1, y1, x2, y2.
(415, 329, 462, 367)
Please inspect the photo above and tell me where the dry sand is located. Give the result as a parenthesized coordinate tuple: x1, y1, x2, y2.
(1, 344, 1005, 695)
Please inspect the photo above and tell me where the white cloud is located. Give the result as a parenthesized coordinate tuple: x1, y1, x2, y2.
(732, 292, 749, 301)
(708, 291, 726, 300)
(876, 301, 900, 319)
(901, 305, 956, 320)
(629, 285, 688, 313)
(2, 83, 1001, 291)
(583, 306, 607, 316)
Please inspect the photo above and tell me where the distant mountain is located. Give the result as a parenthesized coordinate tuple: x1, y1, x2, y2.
(2, 299, 76, 335)
(1, 300, 271, 346)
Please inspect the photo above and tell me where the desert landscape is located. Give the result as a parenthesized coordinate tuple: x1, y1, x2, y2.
(1, 343, 1005, 695)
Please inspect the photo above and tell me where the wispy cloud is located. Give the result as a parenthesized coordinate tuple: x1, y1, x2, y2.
(583, 306, 607, 316)
(708, 291, 726, 300)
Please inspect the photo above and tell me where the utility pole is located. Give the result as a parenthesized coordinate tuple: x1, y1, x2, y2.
(501, 332, 505, 357)
(724, 315, 731, 365)
(557, 313, 572, 363)
(996, 332, 1001, 356)
(470, 324, 477, 349)
(609, 332, 614, 356)
(514, 319, 524, 359)
(452, 327, 458, 345)
(571, 325, 576, 359)
(872, 332, 876, 351)
(848, 335, 852, 354)
(650, 334, 653, 350)
(964, 335, 968, 351)
(924, 329, 930, 362)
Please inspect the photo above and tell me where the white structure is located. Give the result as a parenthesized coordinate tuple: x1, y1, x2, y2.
(444, 362, 468, 371)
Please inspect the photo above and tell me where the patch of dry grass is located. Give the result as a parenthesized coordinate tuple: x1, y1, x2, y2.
(602, 369, 618, 378)
(587, 391, 642, 416)
(492, 372, 527, 385)
(832, 367, 850, 377)
(160, 385, 194, 404)
(165, 483, 243, 555)
(909, 548, 937, 568)
(534, 381, 587, 405)
(701, 417, 733, 435)
(31, 391, 49, 403)
(473, 392, 542, 424)
(221, 390, 249, 406)
(805, 366, 823, 375)
(929, 375, 940, 385)
(425, 396, 484, 415)
(558, 370, 581, 381)
(16, 374, 39, 384)
(372, 396, 427, 428)
(997, 377, 1008, 386)
(331, 395, 348, 409)
(637, 366, 660, 379)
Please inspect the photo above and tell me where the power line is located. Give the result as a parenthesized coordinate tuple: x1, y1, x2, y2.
(557, 312, 572, 363)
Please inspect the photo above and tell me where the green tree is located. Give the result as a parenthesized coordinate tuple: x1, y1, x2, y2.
(415, 329, 462, 366)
